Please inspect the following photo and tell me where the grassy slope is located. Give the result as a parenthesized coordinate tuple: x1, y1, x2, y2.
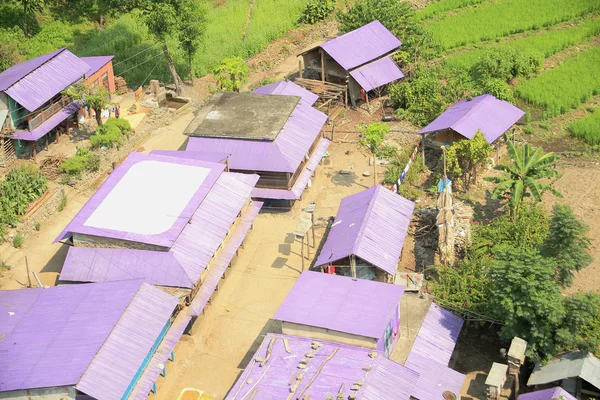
(567, 107, 600, 145)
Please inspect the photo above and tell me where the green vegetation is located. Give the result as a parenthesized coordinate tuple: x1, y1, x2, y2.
(445, 130, 492, 190)
(89, 118, 132, 149)
(214, 56, 250, 92)
(516, 46, 600, 118)
(0, 261, 10, 271)
(12, 234, 24, 248)
(359, 122, 389, 185)
(60, 147, 101, 178)
(35, 221, 40, 231)
(567, 108, 600, 145)
(416, 0, 488, 21)
(426, 0, 600, 49)
(0, 164, 47, 237)
(485, 139, 561, 216)
(58, 194, 67, 212)
(63, 84, 113, 126)
(299, 0, 335, 24)
(382, 145, 427, 186)
(445, 18, 600, 70)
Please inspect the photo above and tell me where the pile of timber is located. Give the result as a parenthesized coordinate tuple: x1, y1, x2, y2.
(294, 78, 346, 102)
(114, 76, 129, 94)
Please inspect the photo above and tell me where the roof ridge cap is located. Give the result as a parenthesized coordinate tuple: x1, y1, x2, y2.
(352, 185, 380, 254)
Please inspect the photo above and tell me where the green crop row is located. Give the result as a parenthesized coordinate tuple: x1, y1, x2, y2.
(416, 0, 489, 21)
(444, 17, 600, 70)
(516, 45, 600, 119)
(426, 0, 600, 49)
(567, 108, 600, 145)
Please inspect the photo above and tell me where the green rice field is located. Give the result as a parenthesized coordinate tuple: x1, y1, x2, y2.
(567, 109, 600, 145)
(416, 0, 489, 20)
(444, 17, 600, 70)
(516, 46, 600, 118)
(426, 0, 600, 49)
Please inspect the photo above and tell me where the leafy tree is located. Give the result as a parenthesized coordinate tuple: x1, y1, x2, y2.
(213, 56, 250, 92)
(178, 0, 207, 83)
(10, 0, 45, 36)
(485, 138, 562, 217)
(542, 205, 593, 287)
(336, 0, 440, 65)
(0, 164, 47, 231)
(299, 0, 335, 24)
(446, 130, 492, 190)
(561, 293, 600, 355)
(63, 83, 113, 126)
(490, 247, 565, 362)
(359, 122, 389, 185)
(389, 67, 445, 126)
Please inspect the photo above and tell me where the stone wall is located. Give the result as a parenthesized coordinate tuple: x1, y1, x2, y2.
(16, 187, 66, 236)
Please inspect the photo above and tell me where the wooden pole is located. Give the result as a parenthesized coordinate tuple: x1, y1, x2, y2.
(422, 135, 426, 164)
(320, 50, 325, 83)
(301, 236, 305, 271)
(298, 60, 302, 78)
(373, 153, 377, 186)
(350, 255, 357, 279)
(25, 256, 31, 288)
(311, 213, 315, 248)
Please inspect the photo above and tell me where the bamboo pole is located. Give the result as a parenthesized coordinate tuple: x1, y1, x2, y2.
(25, 256, 31, 288)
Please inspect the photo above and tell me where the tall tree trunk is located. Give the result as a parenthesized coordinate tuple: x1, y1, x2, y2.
(188, 53, 194, 86)
(23, 0, 28, 36)
(94, 107, 103, 126)
(373, 153, 377, 186)
(162, 43, 184, 95)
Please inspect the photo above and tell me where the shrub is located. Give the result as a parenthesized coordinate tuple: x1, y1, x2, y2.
(471, 46, 543, 83)
(214, 56, 250, 92)
(523, 126, 534, 135)
(60, 147, 100, 178)
(299, 0, 335, 24)
(397, 185, 424, 201)
(90, 124, 123, 149)
(476, 78, 514, 102)
(0, 164, 47, 228)
(105, 117, 132, 135)
(383, 146, 427, 186)
(567, 108, 600, 145)
(35, 221, 41, 231)
(13, 234, 24, 248)
(389, 68, 445, 126)
(0, 260, 10, 271)
(58, 194, 67, 212)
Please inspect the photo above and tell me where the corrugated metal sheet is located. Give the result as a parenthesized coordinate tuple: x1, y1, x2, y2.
(404, 352, 466, 400)
(251, 137, 330, 200)
(5, 49, 90, 112)
(418, 94, 525, 144)
(188, 200, 263, 316)
(59, 171, 258, 289)
(0, 280, 143, 392)
(80, 56, 114, 78)
(0, 48, 65, 91)
(12, 101, 80, 141)
(252, 81, 318, 106)
(404, 303, 465, 400)
(349, 56, 404, 92)
(186, 103, 327, 173)
(75, 282, 178, 399)
(149, 150, 229, 164)
(314, 185, 414, 276)
(226, 334, 419, 400)
(274, 271, 404, 339)
(60, 247, 193, 288)
(320, 21, 401, 71)
(54, 153, 225, 247)
(528, 351, 600, 388)
(518, 387, 577, 400)
(129, 312, 192, 400)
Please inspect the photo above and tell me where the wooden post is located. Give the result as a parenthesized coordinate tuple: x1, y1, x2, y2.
(45, 135, 49, 151)
(331, 125, 335, 142)
(298, 60, 303, 78)
(365, 92, 370, 109)
(307, 235, 311, 259)
(320, 49, 325, 83)
(32, 143, 36, 162)
(301, 236, 305, 271)
(25, 256, 31, 288)
(345, 78, 349, 108)
(225, 157, 230, 172)
(350, 255, 357, 279)
(287, 172, 292, 190)
(373, 153, 377, 186)
(311, 213, 315, 248)
(422, 135, 426, 164)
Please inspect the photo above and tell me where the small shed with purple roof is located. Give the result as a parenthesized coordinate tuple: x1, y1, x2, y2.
(225, 333, 420, 400)
(274, 271, 405, 357)
(419, 94, 525, 145)
(56, 152, 262, 330)
(0, 279, 182, 400)
(299, 20, 404, 106)
(0, 47, 115, 159)
(184, 89, 329, 206)
(314, 185, 414, 282)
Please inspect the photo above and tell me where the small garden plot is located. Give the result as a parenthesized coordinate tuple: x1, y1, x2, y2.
(567, 108, 600, 145)
(444, 17, 600, 70)
(426, 0, 600, 49)
(516, 46, 600, 118)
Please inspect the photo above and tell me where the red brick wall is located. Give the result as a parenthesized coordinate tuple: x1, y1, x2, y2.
(85, 60, 116, 94)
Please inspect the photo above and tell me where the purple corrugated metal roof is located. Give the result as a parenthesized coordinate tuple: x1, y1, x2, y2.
(320, 20, 401, 71)
(274, 271, 404, 339)
(55, 153, 225, 247)
(80, 56, 114, 78)
(225, 334, 419, 400)
(518, 387, 577, 400)
(186, 102, 327, 173)
(404, 303, 465, 400)
(0, 280, 142, 392)
(5, 49, 90, 112)
(188, 200, 263, 316)
(252, 81, 318, 106)
(251, 137, 330, 200)
(404, 352, 466, 400)
(60, 247, 193, 288)
(59, 171, 258, 288)
(149, 150, 229, 164)
(349, 56, 404, 92)
(12, 101, 80, 141)
(0, 48, 65, 92)
(418, 94, 525, 144)
(76, 282, 178, 399)
(314, 185, 414, 276)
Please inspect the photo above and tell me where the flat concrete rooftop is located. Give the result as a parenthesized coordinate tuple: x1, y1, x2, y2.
(184, 92, 300, 141)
